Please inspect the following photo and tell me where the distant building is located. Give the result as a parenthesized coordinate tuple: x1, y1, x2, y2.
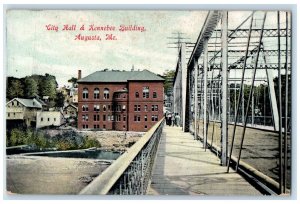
(58, 85, 78, 105)
(70, 87, 78, 104)
(36, 111, 64, 129)
(77, 69, 164, 131)
(63, 104, 78, 119)
(6, 98, 42, 128)
(6, 98, 63, 129)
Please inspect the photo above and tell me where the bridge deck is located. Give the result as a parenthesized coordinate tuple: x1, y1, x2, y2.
(147, 126, 261, 196)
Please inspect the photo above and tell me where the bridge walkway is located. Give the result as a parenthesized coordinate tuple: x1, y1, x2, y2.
(147, 125, 262, 195)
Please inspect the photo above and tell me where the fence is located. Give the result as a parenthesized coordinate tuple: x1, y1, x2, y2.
(79, 118, 165, 195)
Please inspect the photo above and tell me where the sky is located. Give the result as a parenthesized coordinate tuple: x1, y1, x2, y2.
(6, 10, 289, 87)
(6, 10, 209, 87)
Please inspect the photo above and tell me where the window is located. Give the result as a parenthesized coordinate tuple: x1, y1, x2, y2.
(103, 115, 106, 121)
(82, 114, 89, 121)
(144, 105, 148, 112)
(143, 87, 149, 98)
(134, 105, 141, 112)
(94, 115, 100, 121)
(82, 105, 88, 112)
(123, 115, 126, 121)
(103, 124, 106, 129)
(54, 118, 56, 122)
(103, 105, 107, 112)
(94, 105, 100, 111)
(94, 88, 100, 99)
(12, 101, 14, 106)
(94, 124, 100, 129)
(8, 113, 10, 117)
(135, 92, 139, 98)
(116, 105, 121, 112)
(41, 117, 43, 122)
(134, 115, 141, 122)
(116, 115, 121, 121)
(152, 105, 158, 111)
(153, 92, 157, 98)
(13, 113, 16, 117)
(151, 115, 158, 122)
(144, 115, 148, 121)
(48, 118, 50, 121)
(83, 124, 89, 129)
(104, 88, 109, 99)
(111, 115, 114, 121)
(145, 125, 148, 129)
(83, 88, 89, 99)
(122, 105, 126, 111)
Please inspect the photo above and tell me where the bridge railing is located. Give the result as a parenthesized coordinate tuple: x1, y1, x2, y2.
(79, 118, 165, 195)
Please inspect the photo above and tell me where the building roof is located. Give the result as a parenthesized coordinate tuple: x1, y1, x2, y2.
(78, 69, 165, 83)
(64, 104, 78, 111)
(7, 98, 43, 109)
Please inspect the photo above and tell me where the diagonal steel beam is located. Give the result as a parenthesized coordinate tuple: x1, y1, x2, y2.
(187, 11, 221, 70)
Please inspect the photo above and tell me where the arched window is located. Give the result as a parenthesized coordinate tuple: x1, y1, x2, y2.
(103, 105, 107, 112)
(143, 87, 149, 98)
(135, 92, 139, 98)
(82, 105, 88, 112)
(83, 88, 89, 99)
(104, 88, 109, 99)
(94, 88, 100, 99)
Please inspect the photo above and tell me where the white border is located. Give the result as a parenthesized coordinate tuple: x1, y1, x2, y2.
(1, 1, 299, 203)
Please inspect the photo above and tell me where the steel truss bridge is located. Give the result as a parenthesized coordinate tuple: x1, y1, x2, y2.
(77, 11, 291, 196)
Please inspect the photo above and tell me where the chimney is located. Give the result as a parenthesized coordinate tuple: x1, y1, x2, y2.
(78, 70, 82, 80)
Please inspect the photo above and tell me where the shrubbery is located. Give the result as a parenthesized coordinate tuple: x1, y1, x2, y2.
(6, 128, 101, 151)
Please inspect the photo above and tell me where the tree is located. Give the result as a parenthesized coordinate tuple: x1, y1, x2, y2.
(55, 92, 65, 108)
(7, 79, 24, 99)
(24, 77, 38, 98)
(68, 77, 78, 87)
(162, 69, 176, 96)
(39, 76, 57, 99)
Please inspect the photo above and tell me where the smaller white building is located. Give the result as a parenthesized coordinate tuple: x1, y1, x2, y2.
(36, 111, 64, 129)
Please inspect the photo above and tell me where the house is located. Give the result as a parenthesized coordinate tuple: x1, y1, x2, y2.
(77, 69, 164, 131)
(36, 111, 64, 129)
(6, 98, 43, 128)
(69, 87, 78, 104)
(63, 104, 78, 119)
(6, 98, 63, 129)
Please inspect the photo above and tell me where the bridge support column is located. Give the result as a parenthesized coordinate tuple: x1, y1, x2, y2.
(194, 59, 198, 139)
(203, 38, 208, 149)
(221, 11, 228, 166)
(181, 43, 187, 131)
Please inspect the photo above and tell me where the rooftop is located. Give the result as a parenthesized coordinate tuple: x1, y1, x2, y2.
(78, 69, 164, 83)
(7, 98, 43, 109)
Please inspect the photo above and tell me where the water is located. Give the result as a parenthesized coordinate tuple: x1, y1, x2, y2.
(23, 150, 122, 160)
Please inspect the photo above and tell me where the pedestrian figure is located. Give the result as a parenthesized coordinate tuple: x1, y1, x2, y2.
(171, 113, 175, 126)
(167, 113, 172, 126)
(175, 113, 180, 127)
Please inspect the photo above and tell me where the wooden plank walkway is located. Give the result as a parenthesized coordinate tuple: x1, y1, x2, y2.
(147, 126, 262, 196)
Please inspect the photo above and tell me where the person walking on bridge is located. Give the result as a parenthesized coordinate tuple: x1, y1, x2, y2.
(175, 113, 180, 127)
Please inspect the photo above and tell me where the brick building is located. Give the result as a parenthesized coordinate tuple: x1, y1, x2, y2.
(77, 69, 164, 131)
